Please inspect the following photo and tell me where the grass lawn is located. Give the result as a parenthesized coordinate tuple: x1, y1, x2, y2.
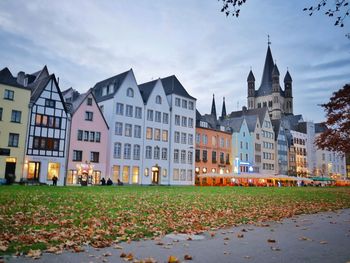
(0, 185, 350, 255)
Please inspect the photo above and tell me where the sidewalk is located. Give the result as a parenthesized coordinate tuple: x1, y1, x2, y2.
(4, 209, 350, 263)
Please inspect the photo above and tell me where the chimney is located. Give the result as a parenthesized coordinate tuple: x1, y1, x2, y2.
(17, 71, 25, 86)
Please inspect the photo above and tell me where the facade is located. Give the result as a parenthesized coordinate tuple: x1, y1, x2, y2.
(23, 68, 70, 185)
(0, 68, 31, 182)
(139, 79, 171, 185)
(290, 130, 308, 177)
(63, 89, 109, 185)
(160, 76, 196, 185)
(272, 120, 288, 175)
(247, 44, 293, 120)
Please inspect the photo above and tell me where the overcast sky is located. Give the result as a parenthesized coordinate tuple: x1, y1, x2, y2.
(1, 0, 349, 122)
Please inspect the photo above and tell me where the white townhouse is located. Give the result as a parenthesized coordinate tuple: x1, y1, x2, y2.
(22, 67, 70, 185)
(139, 79, 171, 184)
(160, 76, 196, 185)
(93, 69, 144, 184)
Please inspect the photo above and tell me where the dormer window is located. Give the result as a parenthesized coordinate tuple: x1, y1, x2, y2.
(127, 88, 134, 97)
(87, 98, 93, 106)
(45, 99, 55, 108)
(102, 87, 107, 96)
(156, 95, 161, 104)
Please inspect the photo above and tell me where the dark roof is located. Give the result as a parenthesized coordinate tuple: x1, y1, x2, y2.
(29, 74, 52, 102)
(228, 107, 268, 127)
(210, 94, 217, 118)
(0, 67, 29, 89)
(220, 116, 244, 133)
(284, 70, 292, 82)
(244, 115, 258, 132)
(280, 114, 304, 131)
(138, 79, 158, 103)
(221, 97, 227, 119)
(315, 122, 327, 133)
(93, 70, 130, 102)
(247, 70, 255, 81)
(271, 119, 281, 140)
(160, 75, 196, 100)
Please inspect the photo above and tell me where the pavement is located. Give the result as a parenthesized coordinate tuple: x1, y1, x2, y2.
(3, 209, 350, 263)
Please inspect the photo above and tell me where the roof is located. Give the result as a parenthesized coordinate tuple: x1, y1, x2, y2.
(0, 67, 29, 89)
(138, 79, 158, 103)
(28, 74, 52, 102)
(220, 116, 244, 133)
(281, 114, 304, 131)
(93, 70, 130, 102)
(160, 75, 196, 100)
(247, 70, 255, 81)
(272, 63, 280, 76)
(315, 122, 327, 133)
(210, 94, 217, 118)
(271, 119, 281, 140)
(284, 70, 292, 82)
(228, 107, 268, 127)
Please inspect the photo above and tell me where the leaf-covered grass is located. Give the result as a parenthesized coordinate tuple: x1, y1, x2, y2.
(0, 185, 350, 255)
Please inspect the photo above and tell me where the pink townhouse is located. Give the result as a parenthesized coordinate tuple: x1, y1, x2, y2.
(63, 88, 109, 185)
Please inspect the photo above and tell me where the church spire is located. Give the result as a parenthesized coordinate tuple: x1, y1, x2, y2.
(211, 94, 217, 119)
(221, 97, 227, 119)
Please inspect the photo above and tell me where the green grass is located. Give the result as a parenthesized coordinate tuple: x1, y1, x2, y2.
(0, 185, 350, 255)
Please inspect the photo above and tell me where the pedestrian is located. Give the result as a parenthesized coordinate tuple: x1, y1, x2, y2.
(52, 175, 58, 186)
(117, 178, 124, 186)
(107, 178, 113, 185)
(101, 177, 106, 185)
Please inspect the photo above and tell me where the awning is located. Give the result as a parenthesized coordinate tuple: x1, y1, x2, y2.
(312, 177, 335, 181)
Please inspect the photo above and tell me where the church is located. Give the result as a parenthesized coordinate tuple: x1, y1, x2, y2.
(247, 41, 293, 120)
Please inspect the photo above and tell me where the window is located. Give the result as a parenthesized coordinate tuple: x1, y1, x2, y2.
(154, 146, 160, 159)
(203, 135, 208, 145)
(195, 133, 200, 144)
(8, 133, 19, 147)
(181, 133, 187, 144)
(182, 99, 187, 108)
(114, 143, 122, 158)
(181, 116, 187, 127)
(77, 130, 83, 141)
(135, 107, 142, 119)
(220, 138, 224, 148)
(212, 151, 217, 163)
(188, 151, 193, 164)
(33, 137, 60, 151)
(90, 152, 99, 162)
(162, 169, 168, 177)
(125, 124, 132, 137)
(156, 95, 161, 104)
(188, 118, 194, 128)
(175, 132, 180, 143)
(175, 98, 181, 106)
(122, 166, 130, 183)
(146, 127, 153, 140)
(96, 132, 101, 143)
(162, 148, 167, 160)
(11, 110, 21, 123)
(132, 166, 139, 183)
(85, 111, 93, 121)
(175, 115, 180, 125)
(134, 125, 141, 138)
(89, 131, 95, 142)
(181, 150, 186, 163)
(73, 150, 82, 161)
(155, 111, 161, 122)
(187, 170, 193, 181)
(240, 141, 243, 149)
(115, 122, 123, 135)
(127, 88, 134, 97)
(220, 152, 225, 164)
(147, 109, 153, 121)
(189, 101, 194, 110)
(268, 101, 272, 108)
(133, 145, 140, 160)
(154, 129, 161, 141)
(87, 97, 93, 105)
(174, 149, 179, 163)
(195, 150, 200, 162)
(173, 169, 179, 181)
(124, 144, 131, 159)
(47, 162, 60, 180)
(180, 169, 186, 180)
(163, 113, 169, 124)
(126, 105, 133, 117)
(246, 142, 248, 149)
(4, 89, 14, 100)
(202, 150, 208, 162)
(162, 130, 168, 142)
(45, 99, 55, 108)
(84, 131, 89, 141)
(146, 146, 152, 159)
(116, 103, 124, 115)
(0, 107, 2, 121)
(188, 134, 193, 145)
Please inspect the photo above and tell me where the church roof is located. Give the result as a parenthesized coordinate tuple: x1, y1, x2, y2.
(210, 94, 217, 118)
(284, 70, 292, 82)
(272, 63, 280, 76)
(247, 70, 255, 81)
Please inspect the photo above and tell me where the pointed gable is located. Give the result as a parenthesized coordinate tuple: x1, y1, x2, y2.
(211, 94, 217, 118)
(256, 45, 274, 96)
(138, 79, 158, 103)
(160, 75, 196, 100)
(284, 70, 292, 82)
(247, 70, 255, 81)
(221, 97, 227, 118)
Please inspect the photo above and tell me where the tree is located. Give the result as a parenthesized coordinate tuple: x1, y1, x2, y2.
(219, 0, 349, 29)
(315, 84, 350, 153)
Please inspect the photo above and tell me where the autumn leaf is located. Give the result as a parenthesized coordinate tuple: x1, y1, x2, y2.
(184, 254, 193, 260)
(168, 255, 180, 263)
(320, 240, 328, 244)
(26, 249, 42, 259)
(267, 239, 276, 243)
(237, 234, 244, 238)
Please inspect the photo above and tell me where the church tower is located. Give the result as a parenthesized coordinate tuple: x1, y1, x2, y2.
(247, 70, 255, 109)
(246, 37, 294, 120)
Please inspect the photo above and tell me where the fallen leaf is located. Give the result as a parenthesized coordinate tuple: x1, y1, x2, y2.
(299, 236, 312, 241)
(73, 246, 84, 253)
(27, 249, 42, 259)
(168, 255, 179, 263)
(155, 242, 164, 246)
(271, 246, 281, 251)
(103, 252, 112, 257)
(113, 245, 123, 249)
(241, 229, 247, 232)
(244, 255, 251, 259)
(237, 234, 244, 238)
(120, 252, 127, 258)
(267, 239, 276, 243)
(209, 231, 216, 237)
(319, 240, 328, 244)
(184, 254, 193, 260)
(224, 237, 230, 240)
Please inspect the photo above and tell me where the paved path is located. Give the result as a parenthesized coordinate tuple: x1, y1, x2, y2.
(4, 209, 350, 263)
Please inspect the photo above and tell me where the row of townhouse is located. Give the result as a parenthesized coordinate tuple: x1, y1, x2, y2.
(0, 67, 196, 186)
(194, 96, 347, 180)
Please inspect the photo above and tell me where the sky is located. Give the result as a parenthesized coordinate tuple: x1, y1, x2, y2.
(0, 0, 349, 123)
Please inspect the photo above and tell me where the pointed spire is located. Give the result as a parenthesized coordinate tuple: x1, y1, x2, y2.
(284, 70, 292, 82)
(247, 70, 255, 81)
(221, 97, 227, 119)
(260, 45, 274, 89)
(211, 94, 217, 118)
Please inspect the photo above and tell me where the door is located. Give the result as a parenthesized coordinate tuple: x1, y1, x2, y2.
(5, 160, 16, 182)
(28, 162, 40, 180)
(151, 166, 160, 184)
